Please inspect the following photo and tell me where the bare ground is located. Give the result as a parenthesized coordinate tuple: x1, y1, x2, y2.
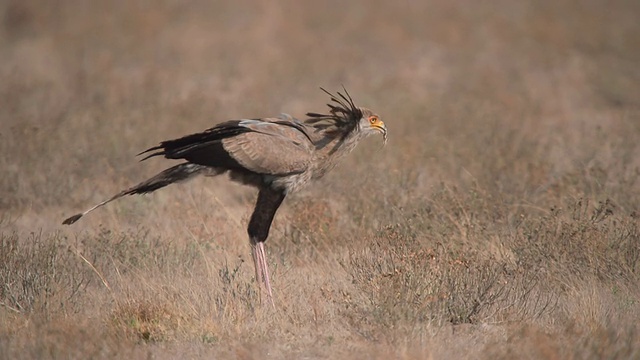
(1, 0, 639, 358)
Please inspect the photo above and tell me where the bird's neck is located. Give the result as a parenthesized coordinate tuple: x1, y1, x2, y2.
(311, 129, 364, 179)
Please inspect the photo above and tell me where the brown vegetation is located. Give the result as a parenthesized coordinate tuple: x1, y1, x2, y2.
(1, 0, 639, 358)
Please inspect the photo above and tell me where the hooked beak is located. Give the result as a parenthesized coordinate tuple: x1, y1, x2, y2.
(372, 121, 387, 145)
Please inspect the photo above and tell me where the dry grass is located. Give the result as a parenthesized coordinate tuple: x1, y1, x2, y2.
(1, 0, 640, 358)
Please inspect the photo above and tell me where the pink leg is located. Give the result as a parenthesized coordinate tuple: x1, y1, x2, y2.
(251, 242, 275, 308)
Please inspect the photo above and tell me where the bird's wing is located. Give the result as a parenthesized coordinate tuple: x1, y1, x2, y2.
(221, 119, 313, 175)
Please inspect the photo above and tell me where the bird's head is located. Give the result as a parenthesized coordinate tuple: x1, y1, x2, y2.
(305, 87, 388, 145)
(359, 108, 387, 145)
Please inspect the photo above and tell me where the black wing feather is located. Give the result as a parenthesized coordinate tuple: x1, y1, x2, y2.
(138, 120, 250, 162)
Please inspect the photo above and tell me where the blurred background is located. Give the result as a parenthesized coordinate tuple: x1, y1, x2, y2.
(2, 0, 637, 222)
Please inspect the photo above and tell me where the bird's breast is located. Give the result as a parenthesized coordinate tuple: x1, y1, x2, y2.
(270, 171, 313, 194)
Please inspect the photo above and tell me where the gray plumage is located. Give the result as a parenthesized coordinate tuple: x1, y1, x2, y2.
(63, 88, 387, 306)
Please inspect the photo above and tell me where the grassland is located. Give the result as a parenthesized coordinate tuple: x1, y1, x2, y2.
(1, 0, 639, 358)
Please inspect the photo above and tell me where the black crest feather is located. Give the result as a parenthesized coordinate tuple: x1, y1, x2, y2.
(305, 86, 362, 127)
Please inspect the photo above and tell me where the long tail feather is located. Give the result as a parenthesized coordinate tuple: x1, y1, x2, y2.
(62, 163, 219, 225)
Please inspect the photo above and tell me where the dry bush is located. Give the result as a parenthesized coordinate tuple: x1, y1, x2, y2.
(510, 199, 639, 285)
(0, 231, 91, 315)
(78, 226, 204, 279)
(111, 298, 184, 342)
(345, 199, 555, 331)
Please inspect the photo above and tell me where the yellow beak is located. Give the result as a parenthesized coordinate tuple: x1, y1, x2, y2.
(372, 121, 387, 144)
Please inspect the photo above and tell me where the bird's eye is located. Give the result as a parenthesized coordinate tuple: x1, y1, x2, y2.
(369, 116, 378, 124)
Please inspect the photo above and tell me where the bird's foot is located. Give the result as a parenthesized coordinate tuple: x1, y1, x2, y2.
(251, 241, 275, 308)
